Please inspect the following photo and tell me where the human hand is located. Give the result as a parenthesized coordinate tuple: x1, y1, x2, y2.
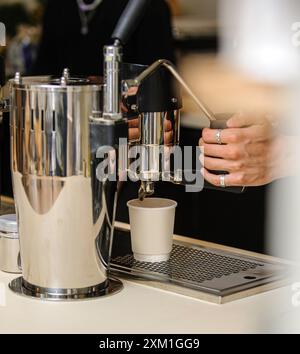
(199, 113, 296, 187)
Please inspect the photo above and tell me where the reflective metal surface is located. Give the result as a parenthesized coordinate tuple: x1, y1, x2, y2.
(127, 110, 180, 200)
(0, 236, 21, 274)
(123, 61, 183, 200)
(140, 111, 180, 146)
(9, 276, 123, 301)
(103, 45, 123, 120)
(10, 73, 123, 296)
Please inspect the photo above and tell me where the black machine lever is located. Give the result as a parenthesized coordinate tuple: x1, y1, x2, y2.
(210, 119, 229, 130)
(112, 0, 151, 45)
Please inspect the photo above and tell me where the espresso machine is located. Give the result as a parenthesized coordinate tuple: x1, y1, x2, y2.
(0, 0, 242, 301)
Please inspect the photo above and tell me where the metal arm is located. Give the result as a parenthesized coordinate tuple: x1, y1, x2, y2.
(125, 59, 217, 123)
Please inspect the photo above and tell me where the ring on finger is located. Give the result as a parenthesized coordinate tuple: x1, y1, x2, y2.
(220, 174, 226, 188)
(215, 129, 222, 145)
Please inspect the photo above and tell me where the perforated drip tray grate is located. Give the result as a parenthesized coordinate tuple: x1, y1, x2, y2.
(110, 228, 289, 303)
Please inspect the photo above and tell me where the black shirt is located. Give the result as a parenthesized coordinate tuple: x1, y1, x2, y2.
(33, 0, 175, 76)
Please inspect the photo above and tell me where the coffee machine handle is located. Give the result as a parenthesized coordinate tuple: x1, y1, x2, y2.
(112, 0, 151, 45)
(171, 171, 245, 194)
(204, 179, 245, 194)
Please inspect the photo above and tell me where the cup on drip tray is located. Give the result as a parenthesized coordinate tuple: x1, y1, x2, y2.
(127, 198, 177, 262)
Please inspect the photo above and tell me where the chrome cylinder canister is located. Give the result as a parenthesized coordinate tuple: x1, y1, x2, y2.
(138, 110, 180, 182)
(9, 72, 124, 300)
(122, 63, 182, 198)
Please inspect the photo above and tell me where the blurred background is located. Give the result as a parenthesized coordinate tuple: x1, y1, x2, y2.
(0, 0, 45, 76)
(0, 0, 218, 76)
(0, 0, 295, 256)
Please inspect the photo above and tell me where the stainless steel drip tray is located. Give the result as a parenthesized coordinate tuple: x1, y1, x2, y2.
(110, 227, 290, 304)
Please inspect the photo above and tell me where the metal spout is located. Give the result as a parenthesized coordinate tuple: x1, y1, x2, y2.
(138, 181, 155, 201)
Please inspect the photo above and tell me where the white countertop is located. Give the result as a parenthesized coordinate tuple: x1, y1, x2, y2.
(0, 268, 297, 334)
(0, 201, 298, 333)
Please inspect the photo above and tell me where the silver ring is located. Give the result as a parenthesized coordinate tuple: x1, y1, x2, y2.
(215, 129, 222, 145)
(220, 174, 226, 188)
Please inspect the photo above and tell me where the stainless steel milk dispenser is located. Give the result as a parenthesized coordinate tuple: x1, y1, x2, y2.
(8, 72, 125, 299)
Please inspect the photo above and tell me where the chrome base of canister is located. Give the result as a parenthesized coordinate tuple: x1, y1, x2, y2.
(8, 276, 123, 301)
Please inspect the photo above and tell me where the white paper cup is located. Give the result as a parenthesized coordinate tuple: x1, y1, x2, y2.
(127, 198, 177, 262)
